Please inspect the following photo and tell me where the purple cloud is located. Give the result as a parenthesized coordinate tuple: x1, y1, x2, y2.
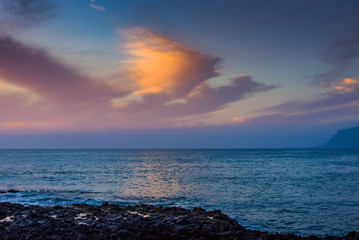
(0, 35, 126, 104)
(316, 34, 359, 83)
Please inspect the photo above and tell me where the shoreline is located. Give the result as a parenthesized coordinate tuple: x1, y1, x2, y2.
(0, 202, 358, 240)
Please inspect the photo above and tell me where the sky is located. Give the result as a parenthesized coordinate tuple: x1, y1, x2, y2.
(0, 0, 359, 148)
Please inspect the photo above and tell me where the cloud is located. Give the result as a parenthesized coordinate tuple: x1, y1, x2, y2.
(232, 116, 250, 123)
(0, 27, 274, 132)
(0, 33, 132, 132)
(326, 78, 359, 92)
(316, 34, 359, 83)
(0, 35, 125, 104)
(120, 27, 220, 98)
(261, 77, 359, 125)
(88, 0, 105, 12)
(125, 75, 273, 119)
(258, 34, 359, 126)
(113, 27, 274, 123)
(1, 0, 57, 24)
(90, 4, 105, 12)
(182, 75, 274, 115)
(0, 79, 41, 104)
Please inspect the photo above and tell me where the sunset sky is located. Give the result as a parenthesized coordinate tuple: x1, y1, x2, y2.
(0, 0, 359, 148)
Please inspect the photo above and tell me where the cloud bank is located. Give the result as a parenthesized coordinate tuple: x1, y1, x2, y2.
(0, 27, 274, 132)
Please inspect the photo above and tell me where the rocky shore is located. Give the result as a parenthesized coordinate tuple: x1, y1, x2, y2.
(0, 202, 358, 240)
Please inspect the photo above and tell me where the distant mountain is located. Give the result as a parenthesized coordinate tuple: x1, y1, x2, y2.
(320, 126, 359, 148)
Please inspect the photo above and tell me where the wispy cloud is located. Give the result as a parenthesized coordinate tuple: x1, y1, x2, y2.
(260, 77, 359, 126)
(1, 0, 57, 24)
(89, 0, 105, 12)
(90, 4, 105, 12)
(316, 34, 359, 83)
(256, 34, 359, 126)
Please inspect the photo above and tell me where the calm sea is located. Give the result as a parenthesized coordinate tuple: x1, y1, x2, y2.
(1, 149, 358, 236)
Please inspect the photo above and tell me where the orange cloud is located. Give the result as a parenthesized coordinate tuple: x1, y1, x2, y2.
(232, 117, 250, 123)
(114, 28, 274, 126)
(120, 27, 219, 99)
(0, 121, 60, 130)
(329, 78, 359, 92)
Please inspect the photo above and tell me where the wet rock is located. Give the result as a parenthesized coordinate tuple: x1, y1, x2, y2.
(0, 202, 358, 239)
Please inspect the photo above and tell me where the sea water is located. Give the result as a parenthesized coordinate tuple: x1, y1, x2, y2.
(0, 149, 358, 236)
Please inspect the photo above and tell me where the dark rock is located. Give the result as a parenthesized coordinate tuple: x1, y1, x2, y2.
(0, 202, 358, 240)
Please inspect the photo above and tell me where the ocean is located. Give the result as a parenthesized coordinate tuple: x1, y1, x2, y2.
(0, 149, 358, 237)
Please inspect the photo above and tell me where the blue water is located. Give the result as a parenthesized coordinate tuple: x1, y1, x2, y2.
(1, 149, 359, 237)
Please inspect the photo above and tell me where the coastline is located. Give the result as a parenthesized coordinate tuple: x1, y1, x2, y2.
(0, 202, 358, 240)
